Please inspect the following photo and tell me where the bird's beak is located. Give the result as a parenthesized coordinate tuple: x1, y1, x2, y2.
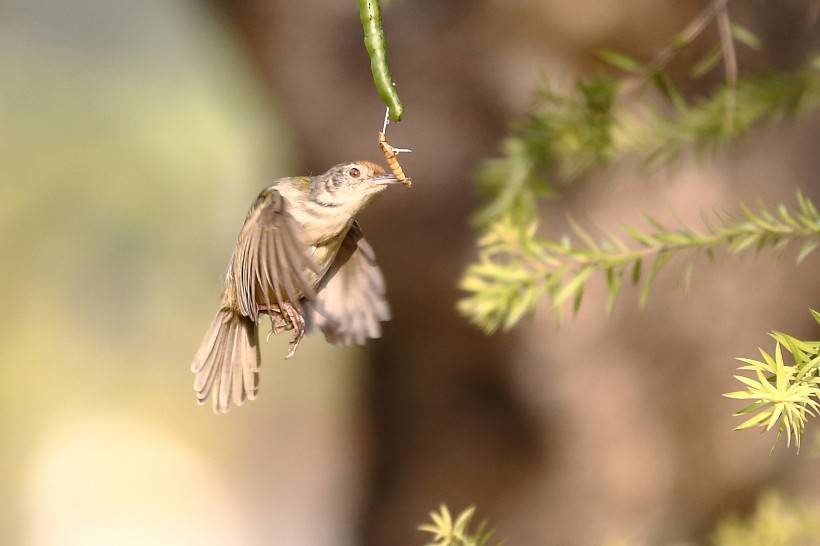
(371, 175, 400, 185)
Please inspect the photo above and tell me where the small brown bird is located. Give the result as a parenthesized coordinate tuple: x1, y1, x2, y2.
(191, 161, 399, 412)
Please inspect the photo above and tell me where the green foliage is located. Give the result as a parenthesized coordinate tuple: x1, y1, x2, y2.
(729, 23, 762, 52)
(473, 53, 820, 227)
(622, 61, 820, 168)
(422, 494, 820, 546)
(459, 193, 820, 333)
(418, 505, 501, 546)
(460, 0, 820, 452)
(711, 492, 820, 546)
(473, 78, 617, 226)
(724, 310, 820, 451)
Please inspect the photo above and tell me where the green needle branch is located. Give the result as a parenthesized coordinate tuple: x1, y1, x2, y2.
(458, 193, 820, 333)
(418, 505, 500, 546)
(725, 310, 820, 451)
(458, 0, 820, 452)
(474, 53, 820, 228)
(418, 495, 820, 545)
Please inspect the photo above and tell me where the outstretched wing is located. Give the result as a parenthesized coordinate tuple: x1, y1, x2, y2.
(304, 222, 391, 345)
(232, 188, 318, 321)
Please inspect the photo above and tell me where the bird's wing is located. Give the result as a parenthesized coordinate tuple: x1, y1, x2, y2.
(232, 188, 318, 321)
(304, 222, 391, 345)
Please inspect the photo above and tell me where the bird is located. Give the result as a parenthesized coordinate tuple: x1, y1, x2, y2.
(190, 160, 400, 412)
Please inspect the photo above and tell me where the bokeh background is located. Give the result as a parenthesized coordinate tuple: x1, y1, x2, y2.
(2, 1, 819, 545)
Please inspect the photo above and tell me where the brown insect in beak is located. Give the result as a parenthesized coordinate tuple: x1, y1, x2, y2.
(378, 132, 412, 188)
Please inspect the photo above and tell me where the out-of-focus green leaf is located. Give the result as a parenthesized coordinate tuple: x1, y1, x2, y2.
(730, 23, 762, 50)
(692, 46, 724, 78)
(596, 49, 644, 73)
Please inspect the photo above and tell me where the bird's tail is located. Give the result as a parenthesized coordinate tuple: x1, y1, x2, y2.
(190, 308, 259, 413)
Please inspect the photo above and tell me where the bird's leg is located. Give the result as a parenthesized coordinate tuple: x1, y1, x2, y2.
(266, 310, 278, 342)
(267, 316, 293, 342)
(281, 301, 306, 359)
(258, 303, 294, 342)
(257, 302, 306, 356)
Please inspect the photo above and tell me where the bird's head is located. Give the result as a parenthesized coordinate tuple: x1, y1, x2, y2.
(309, 161, 398, 215)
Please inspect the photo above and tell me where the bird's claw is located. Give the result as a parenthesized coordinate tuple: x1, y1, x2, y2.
(259, 302, 305, 357)
(282, 302, 306, 359)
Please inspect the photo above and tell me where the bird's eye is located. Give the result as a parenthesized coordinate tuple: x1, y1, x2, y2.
(349, 167, 361, 178)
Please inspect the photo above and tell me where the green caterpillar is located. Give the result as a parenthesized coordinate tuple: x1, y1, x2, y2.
(359, 0, 403, 122)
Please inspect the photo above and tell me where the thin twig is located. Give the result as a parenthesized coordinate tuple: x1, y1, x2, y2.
(717, 4, 737, 130)
(648, 0, 731, 73)
(620, 0, 732, 95)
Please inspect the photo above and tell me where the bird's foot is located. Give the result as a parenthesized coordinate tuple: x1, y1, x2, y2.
(258, 304, 293, 342)
(281, 302, 306, 359)
(271, 316, 294, 340)
(257, 302, 305, 357)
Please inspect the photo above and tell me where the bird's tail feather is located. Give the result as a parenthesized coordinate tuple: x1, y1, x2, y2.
(190, 309, 259, 413)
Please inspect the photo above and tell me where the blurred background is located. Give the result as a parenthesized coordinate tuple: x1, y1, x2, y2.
(1, 0, 819, 545)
